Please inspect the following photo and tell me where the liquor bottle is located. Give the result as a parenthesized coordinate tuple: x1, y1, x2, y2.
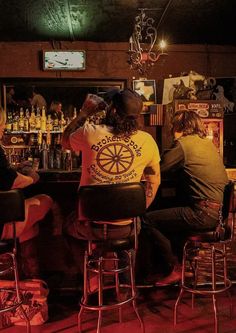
(12, 111, 19, 131)
(46, 129, 51, 146)
(54, 145, 62, 169)
(53, 114, 59, 131)
(41, 106, 47, 132)
(55, 133, 61, 145)
(32, 147, 40, 171)
(24, 108, 30, 132)
(29, 107, 36, 131)
(5, 112, 13, 132)
(18, 107, 25, 131)
(65, 150, 72, 171)
(46, 115, 53, 132)
(35, 107, 41, 130)
(37, 130, 42, 146)
(48, 148, 54, 169)
(59, 113, 66, 131)
(41, 139, 48, 170)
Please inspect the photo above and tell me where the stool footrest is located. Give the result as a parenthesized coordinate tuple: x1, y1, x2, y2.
(181, 279, 232, 295)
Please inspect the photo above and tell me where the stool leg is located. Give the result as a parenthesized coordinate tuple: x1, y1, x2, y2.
(174, 244, 188, 326)
(191, 247, 200, 309)
(129, 250, 145, 333)
(174, 288, 184, 326)
(78, 251, 89, 332)
(12, 253, 31, 333)
(114, 252, 122, 323)
(96, 257, 103, 333)
(223, 243, 233, 318)
(211, 245, 219, 333)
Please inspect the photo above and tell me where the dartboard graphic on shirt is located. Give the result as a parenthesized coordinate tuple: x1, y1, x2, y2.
(96, 143, 134, 174)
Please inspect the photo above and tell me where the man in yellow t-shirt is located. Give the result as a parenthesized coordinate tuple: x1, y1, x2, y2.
(62, 89, 161, 273)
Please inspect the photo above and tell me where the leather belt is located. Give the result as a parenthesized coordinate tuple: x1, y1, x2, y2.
(197, 200, 221, 210)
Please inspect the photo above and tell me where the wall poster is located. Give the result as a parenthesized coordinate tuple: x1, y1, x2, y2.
(133, 79, 156, 113)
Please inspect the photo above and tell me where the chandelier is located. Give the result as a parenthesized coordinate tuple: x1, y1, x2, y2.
(127, 8, 167, 76)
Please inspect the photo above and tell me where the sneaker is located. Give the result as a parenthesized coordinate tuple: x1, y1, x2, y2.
(155, 266, 181, 287)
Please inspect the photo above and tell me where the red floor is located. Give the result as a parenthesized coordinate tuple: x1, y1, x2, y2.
(2, 284, 236, 333)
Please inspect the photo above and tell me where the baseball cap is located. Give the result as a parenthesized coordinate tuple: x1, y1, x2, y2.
(111, 88, 143, 117)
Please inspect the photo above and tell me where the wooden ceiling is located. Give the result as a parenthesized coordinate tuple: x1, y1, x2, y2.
(0, 0, 235, 45)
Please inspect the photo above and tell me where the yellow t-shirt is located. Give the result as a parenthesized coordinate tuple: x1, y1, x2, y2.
(70, 123, 160, 225)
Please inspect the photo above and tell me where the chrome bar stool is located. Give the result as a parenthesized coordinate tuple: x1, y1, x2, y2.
(0, 189, 31, 332)
(174, 181, 235, 333)
(77, 182, 146, 333)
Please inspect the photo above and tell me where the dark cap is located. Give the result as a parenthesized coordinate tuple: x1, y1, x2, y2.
(111, 88, 143, 117)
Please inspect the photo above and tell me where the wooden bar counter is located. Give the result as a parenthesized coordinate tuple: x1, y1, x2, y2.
(22, 169, 82, 292)
(27, 168, 236, 290)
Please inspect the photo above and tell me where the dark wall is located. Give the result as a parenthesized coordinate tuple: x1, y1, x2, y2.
(1, 41, 236, 152)
(0, 42, 236, 82)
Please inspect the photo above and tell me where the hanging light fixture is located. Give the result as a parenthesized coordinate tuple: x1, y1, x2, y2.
(127, 8, 168, 76)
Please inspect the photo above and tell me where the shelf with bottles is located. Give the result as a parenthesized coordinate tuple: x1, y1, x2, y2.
(4, 143, 81, 172)
(3, 105, 81, 172)
(5, 105, 77, 134)
(5, 130, 64, 134)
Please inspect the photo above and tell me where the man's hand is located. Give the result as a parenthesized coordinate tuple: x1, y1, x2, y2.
(62, 94, 107, 150)
(17, 161, 40, 184)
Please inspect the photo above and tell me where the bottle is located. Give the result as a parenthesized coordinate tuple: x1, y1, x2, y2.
(29, 107, 36, 131)
(53, 114, 59, 131)
(32, 147, 40, 171)
(35, 107, 41, 130)
(5, 112, 13, 132)
(65, 150, 72, 171)
(54, 145, 62, 169)
(48, 148, 54, 169)
(37, 130, 42, 146)
(46, 129, 51, 146)
(24, 108, 30, 132)
(18, 107, 25, 131)
(12, 111, 19, 132)
(59, 113, 66, 131)
(41, 106, 47, 132)
(46, 115, 53, 132)
(41, 140, 48, 170)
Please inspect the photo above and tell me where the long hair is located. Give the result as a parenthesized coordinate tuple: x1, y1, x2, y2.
(172, 110, 207, 138)
(104, 110, 140, 136)
(104, 89, 142, 136)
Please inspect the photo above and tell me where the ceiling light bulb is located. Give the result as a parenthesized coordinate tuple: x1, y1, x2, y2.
(159, 40, 167, 50)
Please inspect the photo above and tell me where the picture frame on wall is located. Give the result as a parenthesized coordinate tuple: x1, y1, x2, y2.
(215, 77, 236, 114)
(133, 79, 156, 113)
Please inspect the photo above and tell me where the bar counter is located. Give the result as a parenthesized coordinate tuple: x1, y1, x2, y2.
(25, 168, 236, 289)
(23, 168, 81, 215)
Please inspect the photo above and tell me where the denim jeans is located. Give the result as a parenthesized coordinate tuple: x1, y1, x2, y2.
(142, 204, 219, 274)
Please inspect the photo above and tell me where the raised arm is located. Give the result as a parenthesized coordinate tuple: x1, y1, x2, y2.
(61, 111, 87, 150)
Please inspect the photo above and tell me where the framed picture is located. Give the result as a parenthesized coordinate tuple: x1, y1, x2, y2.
(43, 50, 86, 71)
(215, 77, 236, 113)
(133, 79, 156, 113)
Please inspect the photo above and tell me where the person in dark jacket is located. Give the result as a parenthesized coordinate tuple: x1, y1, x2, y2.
(143, 109, 228, 286)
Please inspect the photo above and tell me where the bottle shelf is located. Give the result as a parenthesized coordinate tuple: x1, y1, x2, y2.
(4, 130, 63, 134)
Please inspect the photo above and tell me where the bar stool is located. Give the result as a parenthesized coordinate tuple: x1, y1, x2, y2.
(0, 189, 31, 332)
(77, 182, 146, 333)
(174, 181, 235, 333)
